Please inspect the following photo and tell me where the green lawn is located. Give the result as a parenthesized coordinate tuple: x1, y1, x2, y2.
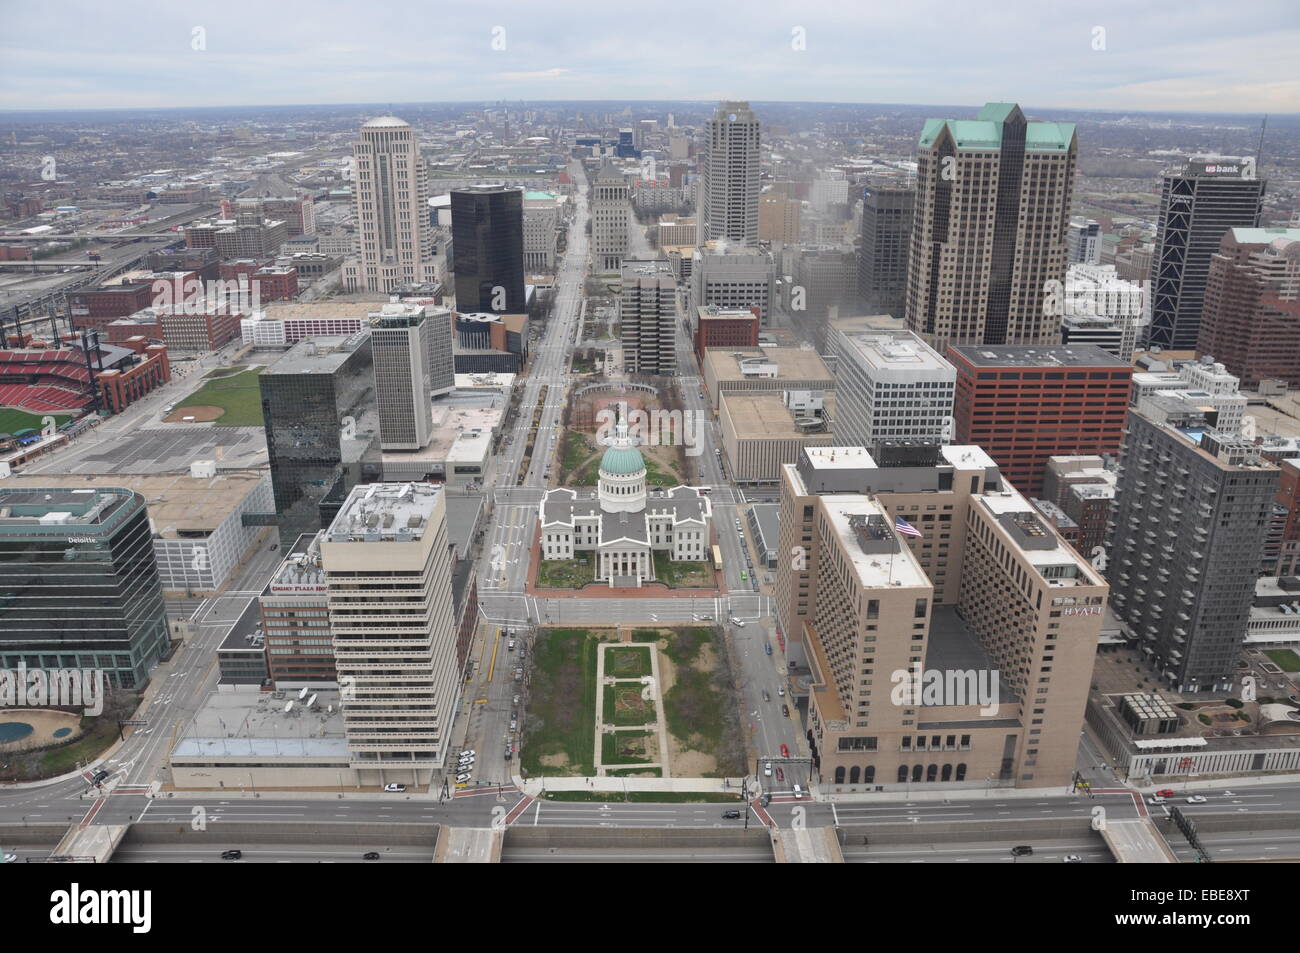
(521, 628, 609, 777)
(0, 408, 71, 435)
(560, 429, 594, 477)
(1265, 649, 1300, 673)
(536, 554, 596, 589)
(176, 366, 265, 426)
(653, 552, 712, 588)
(607, 645, 651, 678)
(603, 683, 657, 727)
(601, 730, 654, 765)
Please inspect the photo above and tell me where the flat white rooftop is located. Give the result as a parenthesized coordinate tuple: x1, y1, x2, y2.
(824, 496, 929, 591)
(328, 482, 442, 542)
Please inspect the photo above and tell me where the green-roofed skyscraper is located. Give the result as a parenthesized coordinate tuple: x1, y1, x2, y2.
(906, 102, 1078, 350)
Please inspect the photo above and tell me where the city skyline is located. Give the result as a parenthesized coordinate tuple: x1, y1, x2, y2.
(2, 0, 1298, 114)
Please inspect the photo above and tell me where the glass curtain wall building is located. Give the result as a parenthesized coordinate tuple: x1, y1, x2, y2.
(0, 487, 169, 689)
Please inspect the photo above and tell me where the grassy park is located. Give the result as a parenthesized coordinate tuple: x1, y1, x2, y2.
(173, 365, 265, 426)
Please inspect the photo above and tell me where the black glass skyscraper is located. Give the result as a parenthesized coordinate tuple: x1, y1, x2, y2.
(260, 333, 382, 546)
(1149, 158, 1266, 349)
(0, 487, 168, 689)
(451, 186, 525, 313)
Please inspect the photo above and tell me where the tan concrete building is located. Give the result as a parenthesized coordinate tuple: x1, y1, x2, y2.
(321, 482, 462, 785)
(776, 442, 1107, 790)
(759, 192, 801, 243)
(906, 103, 1077, 350)
(701, 346, 835, 410)
(718, 391, 835, 483)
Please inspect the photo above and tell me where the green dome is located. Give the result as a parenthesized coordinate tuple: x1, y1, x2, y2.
(600, 444, 645, 476)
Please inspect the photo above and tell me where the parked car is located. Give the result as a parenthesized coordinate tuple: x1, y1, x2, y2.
(220, 849, 242, 860)
(383, 783, 406, 793)
(1011, 845, 1033, 857)
(363, 851, 380, 860)
(455, 773, 471, 784)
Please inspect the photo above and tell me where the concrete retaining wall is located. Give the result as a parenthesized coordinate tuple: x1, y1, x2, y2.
(124, 821, 440, 848)
(0, 823, 65, 846)
(836, 818, 1102, 846)
(504, 826, 772, 849)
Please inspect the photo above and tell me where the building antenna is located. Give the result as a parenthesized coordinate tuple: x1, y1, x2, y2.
(1256, 114, 1268, 173)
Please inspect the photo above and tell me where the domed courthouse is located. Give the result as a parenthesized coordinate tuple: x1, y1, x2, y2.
(539, 422, 713, 586)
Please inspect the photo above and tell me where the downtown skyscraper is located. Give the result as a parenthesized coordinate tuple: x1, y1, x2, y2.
(906, 102, 1077, 350)
(1148, 157, 1266, 350)
(450, 185, 526, 313)
(344, 116, 438, 293)
(699, 101, 761, 245)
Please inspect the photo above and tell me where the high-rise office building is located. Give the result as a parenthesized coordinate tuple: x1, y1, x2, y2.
(907, 102, 1077, 350)
(758, 192, 801, 243)
(450, 185, 525, 313)
(1197, 227, 1300, 387)
(592, 160, 629, 272)
(1056, 263, 1148, 363)
(1067, 219, 1101, 265)
(775, 443, 1107, 789)
(1148, 157, 1266, 349)
(791, 245, 858, 350)
(0, 487, 169, 689)
(321, 483, 462, 785)
(827, 319, 955, 451)
(369, 303, 433, 451)
(344, 116, 438, 293)
(690, 242, 776, 326)
(857, 186, 915, 319)
(423, 305, 456, 397)
(949, 344, 1131, 496)
(620, 259, 678, 375)
(260, 334, 382, 546)
(1106, 394, 1279, 692)
(699, 101, 761, 245)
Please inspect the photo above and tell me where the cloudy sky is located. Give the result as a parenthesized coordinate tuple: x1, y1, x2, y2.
(2, 0, 1297, 113)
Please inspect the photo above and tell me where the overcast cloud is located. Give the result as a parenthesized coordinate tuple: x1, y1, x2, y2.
(1, 0, 1296, 113)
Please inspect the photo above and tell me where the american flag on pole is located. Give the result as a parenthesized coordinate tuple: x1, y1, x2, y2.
(894, 517, 923, 538)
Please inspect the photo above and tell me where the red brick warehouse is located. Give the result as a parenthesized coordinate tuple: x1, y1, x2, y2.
(948, 344, 1131, 496)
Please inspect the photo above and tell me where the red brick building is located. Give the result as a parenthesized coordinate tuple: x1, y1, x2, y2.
(1274, 459, 1300, 577)
(694, 305, 760, 363)
(948, 344, 1131, 495)
(97, 341, 171, 413)
(219, 260, 299, 302)
(68, 282, 154, 329)
(1198, 227, 1300, 388)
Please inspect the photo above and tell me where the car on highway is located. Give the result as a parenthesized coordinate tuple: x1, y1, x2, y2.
(763, 761, 773, 776)
(1156, 788, 1176, 798)
(759, 794, 771, 808)
(1010, 845, 1033, 856)
(508, 639, 516, 651)
(777, 687, 785, 696)
(762, 689, 770, 702)
(1062, 855, 1083, 863)
(1, 852, 16, 864)
(721, 810, 742, 820)
(383, 783, 406, 793)
(731, 617, 745, 627)
(740, 570, 747, 581)
(776, 768, 784, 782)
(91, 769, 111, 785)
(780, 744, 790, 758)
(782, 704, 790, 717)
(764, 642, 772, 655)
(220, 849, 242, 860)
(1186, 795, 1207, 804)
(363, 852, 380, 860)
